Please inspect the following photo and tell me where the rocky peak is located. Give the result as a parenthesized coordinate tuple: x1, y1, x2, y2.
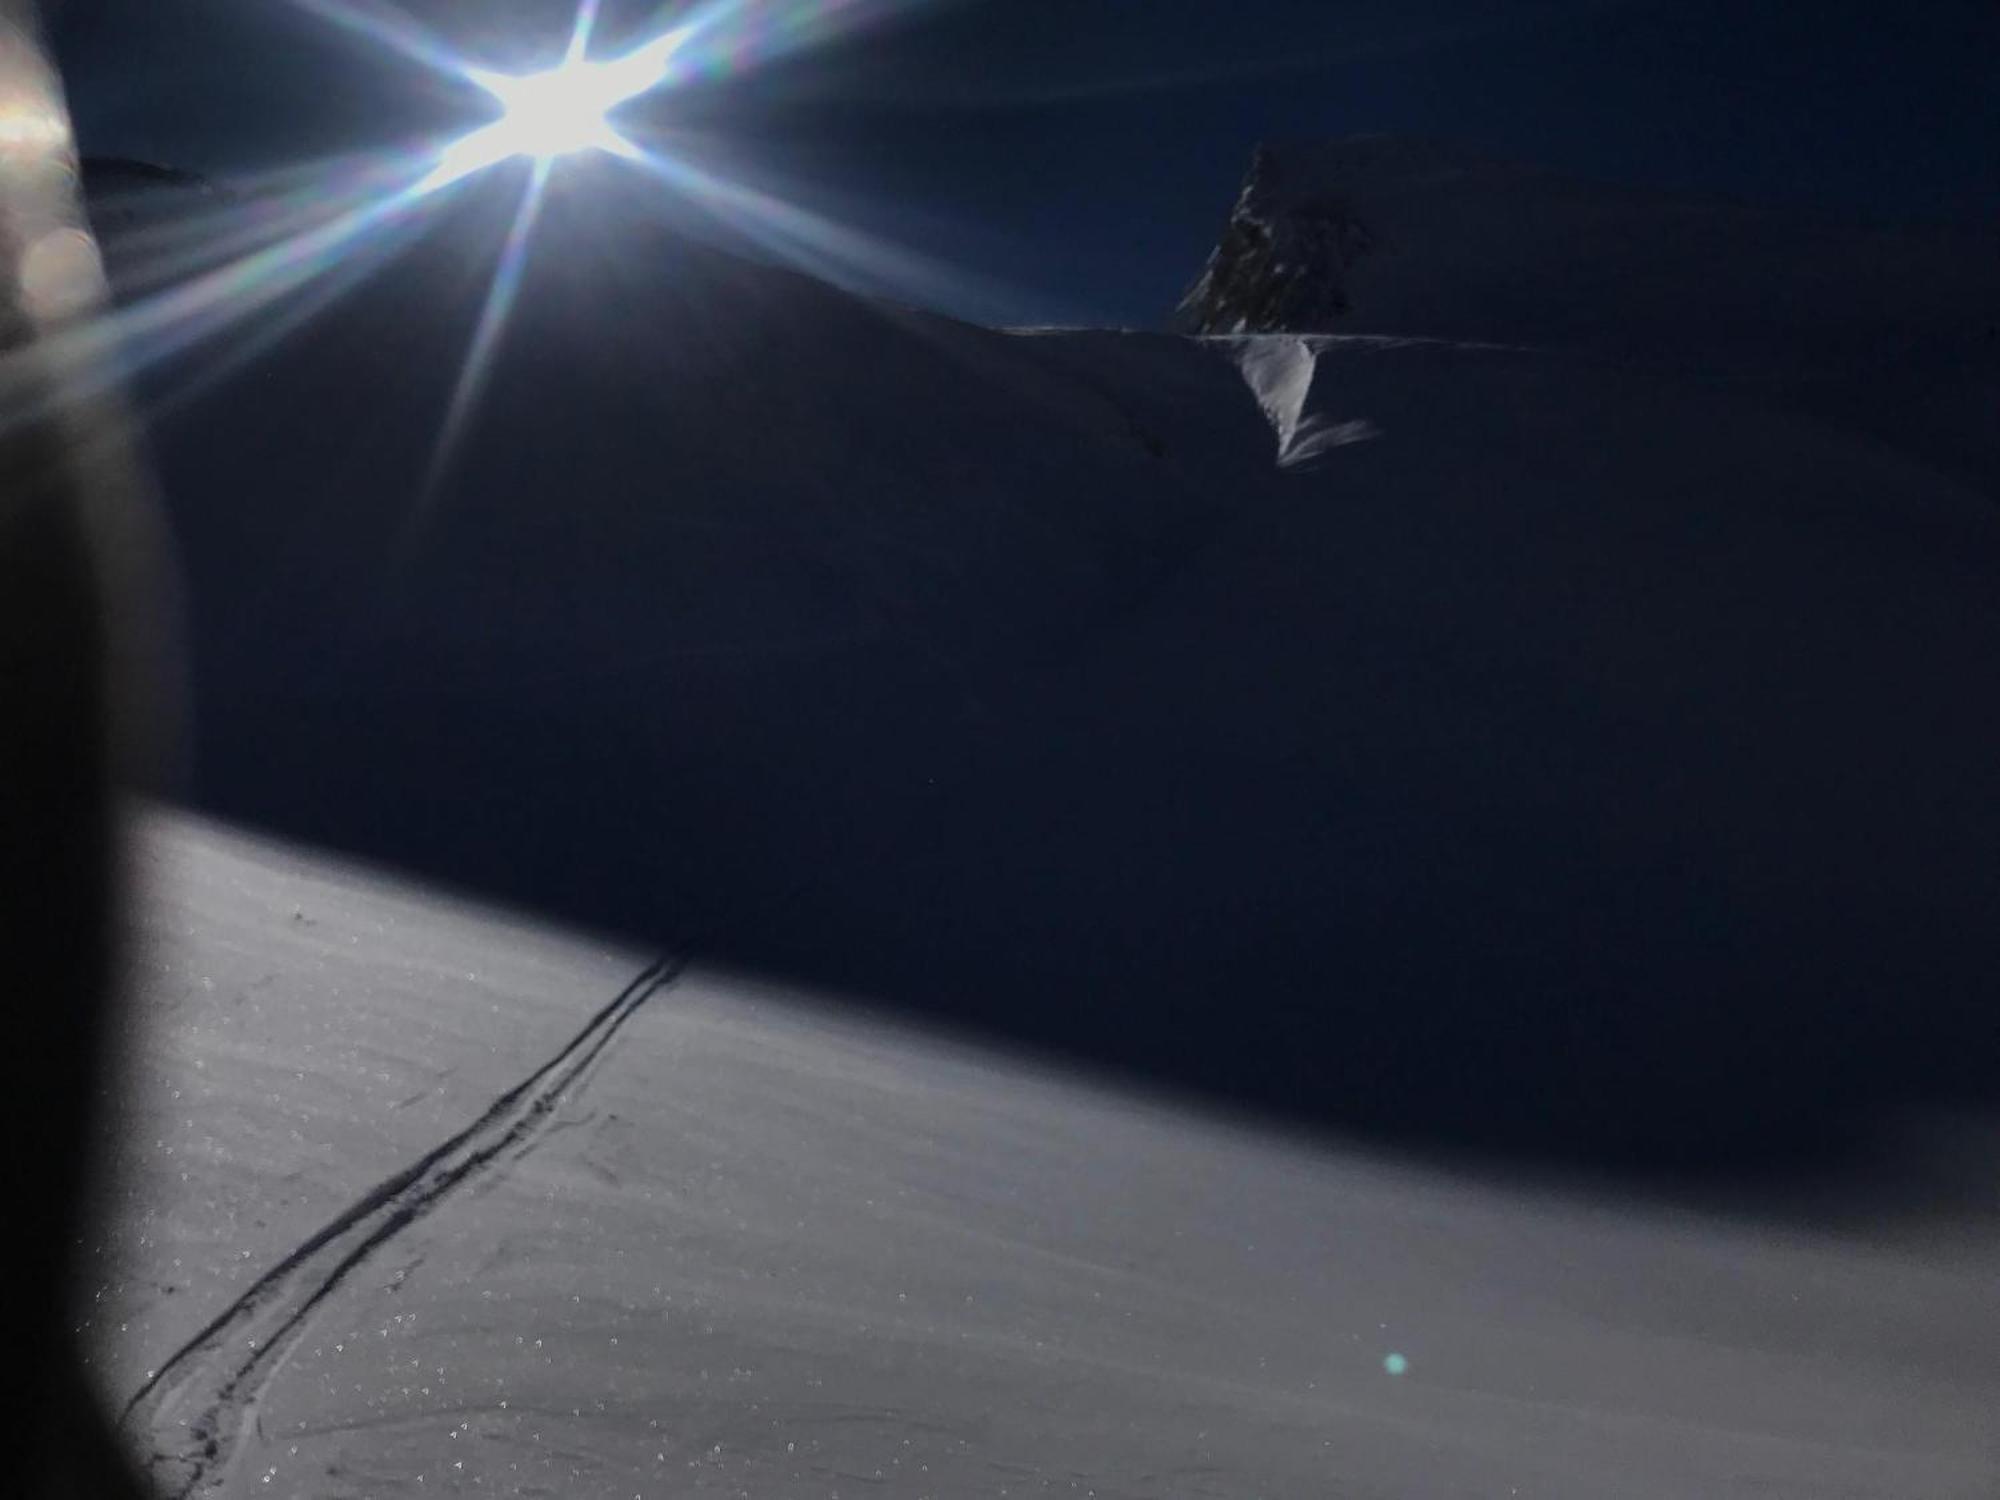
(1175, 144, 1376, 335)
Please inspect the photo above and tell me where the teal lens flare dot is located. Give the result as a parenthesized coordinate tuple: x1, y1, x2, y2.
(1383, 1352, 1409, 1377)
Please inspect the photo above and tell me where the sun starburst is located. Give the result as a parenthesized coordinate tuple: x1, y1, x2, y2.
(419, 29, 689, 192)
(33, 0, 976, 511)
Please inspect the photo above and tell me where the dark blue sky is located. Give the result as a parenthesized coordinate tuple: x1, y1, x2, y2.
(52, 0, 2000, 326)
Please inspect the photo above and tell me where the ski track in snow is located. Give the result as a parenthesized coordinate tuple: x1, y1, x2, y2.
(119, 953, 687, 1498)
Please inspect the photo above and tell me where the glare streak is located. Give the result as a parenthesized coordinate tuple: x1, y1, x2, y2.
(108, 176, 421, 358)
(287, 0, 479, 85)
(410, 160, 555, 543)
(664, 0, 904, 83)
(0, 157, 447, 436)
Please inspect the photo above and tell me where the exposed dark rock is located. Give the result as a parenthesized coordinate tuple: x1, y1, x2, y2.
(1177, 145, 1375, 334)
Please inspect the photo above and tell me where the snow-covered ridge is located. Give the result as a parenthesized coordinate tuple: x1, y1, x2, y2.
(1181, 134, 1999, 354)
(1180, 134, 2000, 493)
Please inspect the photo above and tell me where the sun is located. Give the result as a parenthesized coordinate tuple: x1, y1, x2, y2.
(424, 29, 690, 189)
(477, 64, 629, 161)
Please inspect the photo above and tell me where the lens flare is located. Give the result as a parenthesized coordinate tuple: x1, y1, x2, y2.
(4, 0, 981, 492)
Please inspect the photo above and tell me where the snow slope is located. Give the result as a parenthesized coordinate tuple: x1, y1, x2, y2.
(98, 146, 2000, 1161)
(82, 812, 2000, 1498)
(113, 159, 1276, 946)
(767, 330, 2000, 1155)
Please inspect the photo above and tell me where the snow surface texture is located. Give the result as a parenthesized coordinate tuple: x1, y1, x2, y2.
(83, 813, 2000, 1498)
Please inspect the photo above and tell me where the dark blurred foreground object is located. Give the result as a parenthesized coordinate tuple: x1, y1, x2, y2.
(0, 4, 166, 1493)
